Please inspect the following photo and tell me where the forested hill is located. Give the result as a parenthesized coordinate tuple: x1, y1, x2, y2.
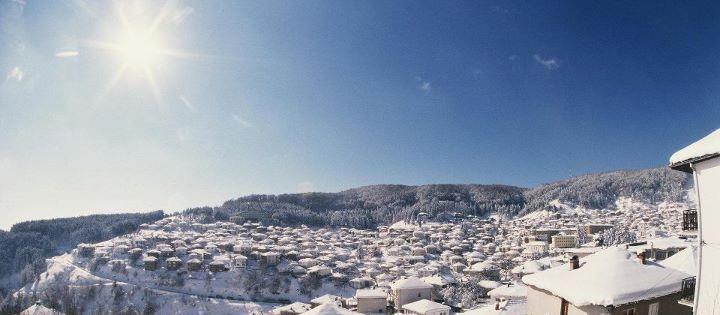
(521, 167, 690, 215)
(185, 167, 691, 228)
(0, 167, 689, 291)
(0, 211, 164, 291)
(218, 184, 527, 227)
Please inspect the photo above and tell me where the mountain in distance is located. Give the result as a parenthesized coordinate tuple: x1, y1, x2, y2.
(186, 167, 691, 228)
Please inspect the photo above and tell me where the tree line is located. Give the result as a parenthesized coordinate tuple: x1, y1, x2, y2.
(0, 211, 165, 293)
(185, 167, 690, 228)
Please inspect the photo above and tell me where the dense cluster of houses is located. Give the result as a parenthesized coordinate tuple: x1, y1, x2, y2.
(68, 189, 698, 315)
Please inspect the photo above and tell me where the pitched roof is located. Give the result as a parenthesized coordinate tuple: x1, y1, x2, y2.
(19, 304, 64, 315)
(311, 294, 343, 304)
(402, 299, 450, 313)
(459, 300, 526, 315)
(301, 303, 361, 315)
(390, 276, 433, 290)
(522, 247, 690, 307)
(660, 245, 698, 276)
(670, 128, 720, 172)
(487, 283, 527, 299)
(355, 289, 387, 298)
(272, 302, 312, 315)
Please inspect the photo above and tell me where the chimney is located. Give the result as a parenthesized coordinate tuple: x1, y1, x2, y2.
(569, 255, 579, 270)
(637, 252, 646, 264)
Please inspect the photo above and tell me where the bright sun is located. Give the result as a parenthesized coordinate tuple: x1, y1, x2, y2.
(117, 27, 163, 68)
(83, 1, 196, 104)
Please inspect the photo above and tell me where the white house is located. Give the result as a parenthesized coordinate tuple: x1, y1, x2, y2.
(311, 294, 344, 308)
(523, 241, 548, 257)
(19, 303, 64, 315)
(233, 254, 248, 269)
(522, 247, 691, 315)
(551, 235, 577, 249)
(401, 299, 450, 315)
(301, 303, 361, 315)
(669, 128, 720, 313)
(272, 302, 312, 315)
(355, 289, 388, 314)
(390, 277, 433, 309)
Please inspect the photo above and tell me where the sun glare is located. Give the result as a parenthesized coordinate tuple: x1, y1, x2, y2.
(83, 1, 198, 104)
(117, 28, 163, 68)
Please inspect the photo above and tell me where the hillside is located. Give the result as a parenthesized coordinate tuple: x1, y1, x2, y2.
(521, 167, 691, 215)
(0, 167, 690, 294)
(0, 211, 165, 293)
(0, 167, 692, 312)
(184, 167, 690, 228)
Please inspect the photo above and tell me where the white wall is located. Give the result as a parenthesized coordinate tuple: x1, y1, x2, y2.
(357, 297, 386, 314)
(526, 286, 561, 315)
(695, 157, 720, 314)
(527, 286, 612, 315)
(393, 288, 432, 309)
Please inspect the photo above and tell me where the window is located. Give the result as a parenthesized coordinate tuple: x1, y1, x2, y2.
(418, 293, 421, 297)
(649, 302, 659, 315)
(622, 308, 637, 315)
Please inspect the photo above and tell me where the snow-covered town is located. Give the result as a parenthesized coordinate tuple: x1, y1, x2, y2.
(4, 1, 720, 314)
(13, 193, 699, 315)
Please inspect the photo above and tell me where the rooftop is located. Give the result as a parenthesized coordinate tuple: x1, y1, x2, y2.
(670, 128, 720, 172)
(355, 289, 387, 299)
(660, 245, 698, 276)
(390, 276, 433, 290)
(522, 247, 690, 307)
(402, 299, 450, 313)
(302, 303, 361, 315)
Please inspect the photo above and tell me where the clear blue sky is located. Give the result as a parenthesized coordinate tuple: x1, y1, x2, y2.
(1, 0, 718, 228)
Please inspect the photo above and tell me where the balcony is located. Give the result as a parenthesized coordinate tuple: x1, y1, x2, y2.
(682, 209, 697, 231)
(679, 277, 695, 307)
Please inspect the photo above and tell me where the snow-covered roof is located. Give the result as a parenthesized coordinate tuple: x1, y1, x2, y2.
(522, 247, 690, 307)
(510, 260, 545, 275)
(487, 283, 527, 300)
(421, 275, 456, 286)
(355, 289, 387, 299)
(469, 261, 496, 272)
(660, 245, 698, 276)
(460, 300, 526, 315)
(272, 302, 312, 315)
(564, 247, 602, 254)
(389, 221, 417, 231)
(301, 303, 361, 315)
(401, 299, 450, 313)
(626, 236, 693, 253)
(311, 294, 344, 305)
(478, 280, 501, 289)
(390, 276, 433, 290)
(19, 304, 64, 315)
(670, 128, 720, 172)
